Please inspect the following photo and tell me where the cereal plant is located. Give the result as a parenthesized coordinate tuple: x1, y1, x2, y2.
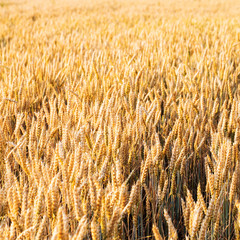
(1, 0, 240, 239)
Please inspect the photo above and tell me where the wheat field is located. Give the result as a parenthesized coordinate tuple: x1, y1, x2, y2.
(1, 0, 240, 239)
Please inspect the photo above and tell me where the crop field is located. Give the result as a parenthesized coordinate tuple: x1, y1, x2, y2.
(1, 0, 240, 239)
